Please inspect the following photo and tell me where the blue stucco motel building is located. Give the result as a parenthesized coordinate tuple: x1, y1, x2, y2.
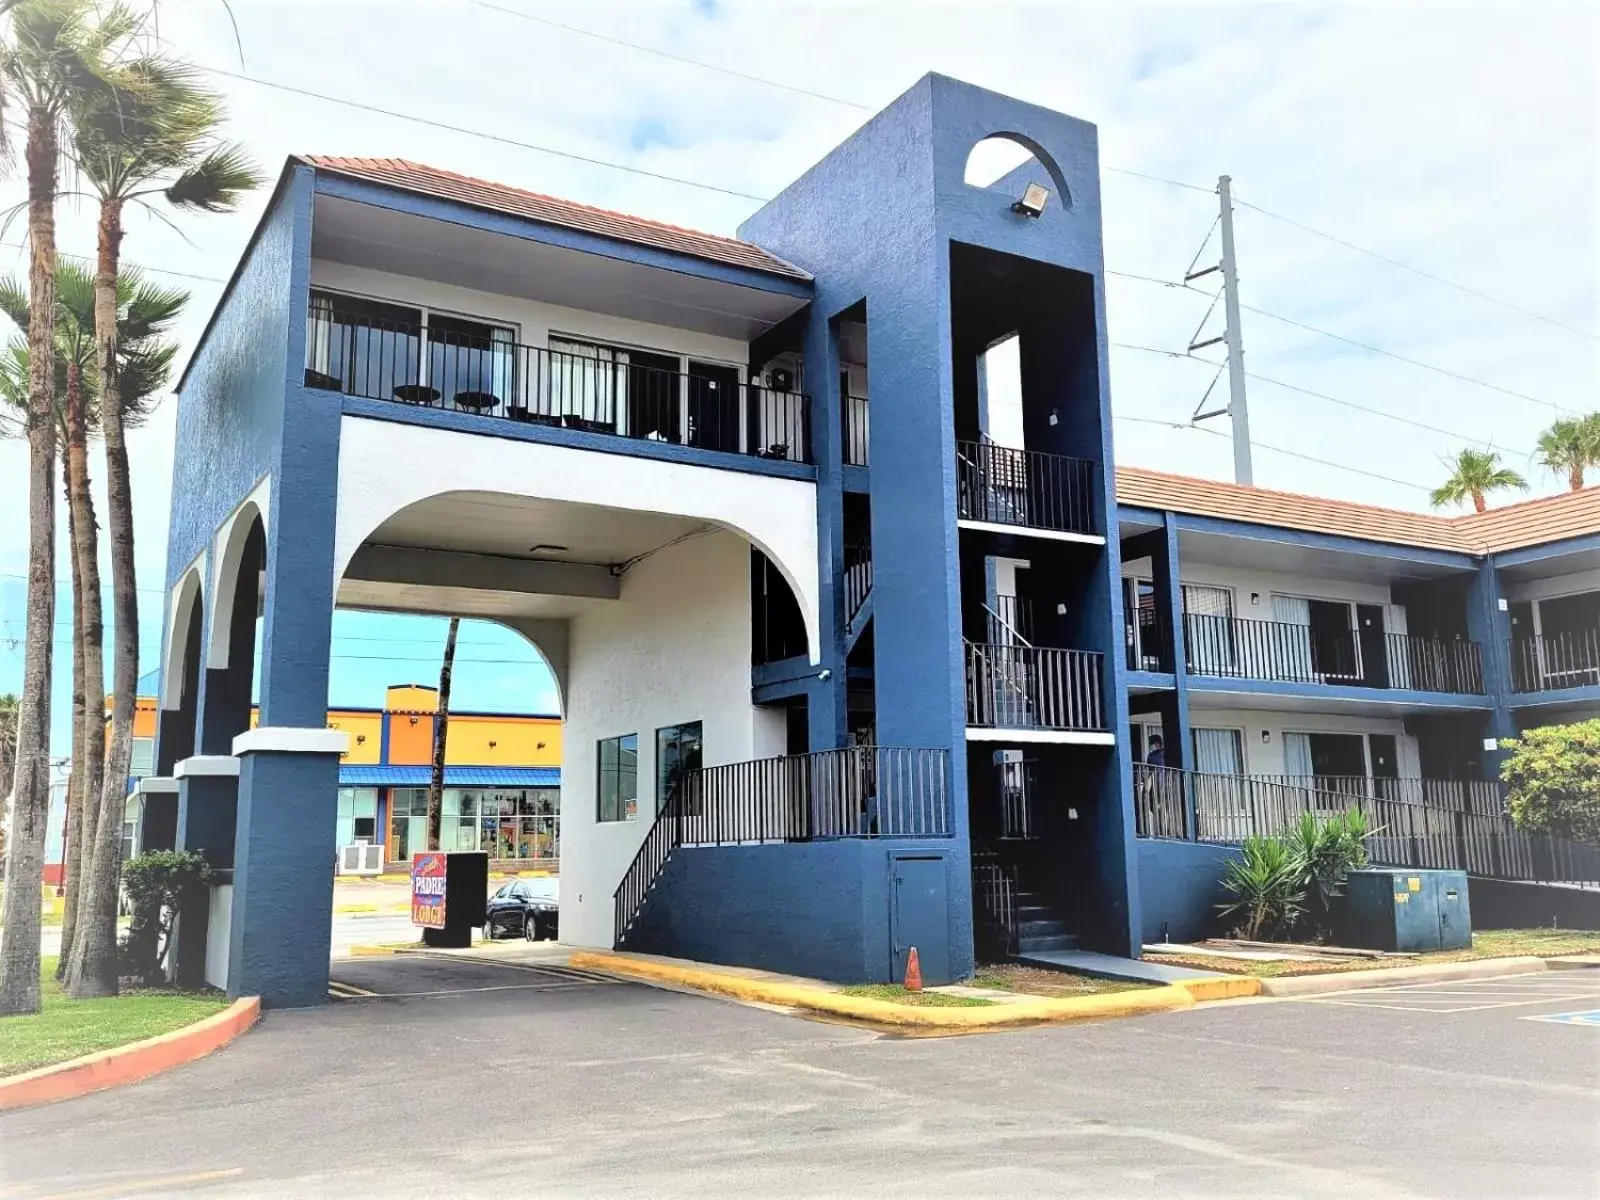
(144, 75, 1600, 1007)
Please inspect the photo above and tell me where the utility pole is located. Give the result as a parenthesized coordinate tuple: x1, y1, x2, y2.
(1216, 175, 1252, 485)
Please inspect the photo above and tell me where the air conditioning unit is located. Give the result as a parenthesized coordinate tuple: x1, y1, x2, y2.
(338, 842, 384, 876)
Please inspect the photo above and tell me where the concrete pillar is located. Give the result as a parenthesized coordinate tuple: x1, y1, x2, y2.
(172, 756, 241, 989)
(227, 727, 346, 1007)
(1467, 560, 1516, 780)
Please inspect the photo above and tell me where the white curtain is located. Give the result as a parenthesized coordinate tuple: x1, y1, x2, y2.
(1271, 594, 1315, 682)
(1183, 585, 1235, 675)
(1283, 732, 1314, 777)
(549, 337, 627, 426)
(1192, 727, 1243, 774)
(1385, 604, 1413, 689)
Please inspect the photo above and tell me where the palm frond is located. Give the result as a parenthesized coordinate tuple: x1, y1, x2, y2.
(0, 273, 31, 331)
(163, 142, 261, 211)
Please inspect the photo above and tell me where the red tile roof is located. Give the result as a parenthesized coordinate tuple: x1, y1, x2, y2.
(1115, 466, 1600, 555)
(299, 155, 810, 283)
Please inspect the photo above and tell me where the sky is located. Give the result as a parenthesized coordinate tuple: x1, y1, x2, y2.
(0, 0, 1595, 761)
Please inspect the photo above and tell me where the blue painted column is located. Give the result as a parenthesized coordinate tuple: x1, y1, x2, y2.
(801, 303, 849, 754)
(229, 730, 346, 1006)
(1467, 559, 1516, 779)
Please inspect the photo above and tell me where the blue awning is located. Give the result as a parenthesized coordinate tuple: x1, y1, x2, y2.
(339, 766, 560, 788)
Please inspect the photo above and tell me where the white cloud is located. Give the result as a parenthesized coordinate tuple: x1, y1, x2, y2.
(1, 0, 1594, 721)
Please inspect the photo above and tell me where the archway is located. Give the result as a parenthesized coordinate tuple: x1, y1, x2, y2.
(963, 132, 1072, 211)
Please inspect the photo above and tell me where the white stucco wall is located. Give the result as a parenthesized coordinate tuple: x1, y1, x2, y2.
(1502, 566, 1600, 611)
(1136, 706, 1421, 777)
(333, 415, 821, 661)
(560, 530, 790, 950)
(311, 261, 751, 375)
(205, 883, 233, 991)
(1122, 559, 1404, 626)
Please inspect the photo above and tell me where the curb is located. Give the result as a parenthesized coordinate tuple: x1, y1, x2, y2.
(1258, 956, 1549, 997)
(568, 951, 1199, 1030)
(0, 996, 260, 1112)
(1172, 975, 1263, 1002)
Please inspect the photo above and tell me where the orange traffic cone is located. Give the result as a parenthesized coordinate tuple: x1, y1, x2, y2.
(903, 947, 923, 992)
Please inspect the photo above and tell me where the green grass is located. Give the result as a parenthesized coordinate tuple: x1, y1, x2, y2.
(838, 984, 996, 1008)
(971, 965, 1152, 996)
(1146, 928, 1600, 979)
(0, 956, 230, 1076)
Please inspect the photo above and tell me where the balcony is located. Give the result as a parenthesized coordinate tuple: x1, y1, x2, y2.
(305, 305, 811, 464)
(955, 440, 1097, 538)
(1133, 763, 1599, 886)
(614, 746, 950, 945)
(1183, 613, 1485, 695)
(1510, 629, 1600, 693)
(843, 394, 869, 466)
(964, 642, 1106, 735)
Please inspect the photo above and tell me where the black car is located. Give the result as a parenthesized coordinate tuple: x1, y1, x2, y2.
(482, 878, 559, 941)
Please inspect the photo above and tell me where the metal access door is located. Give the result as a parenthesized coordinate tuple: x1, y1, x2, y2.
(890, 854, 951, 985)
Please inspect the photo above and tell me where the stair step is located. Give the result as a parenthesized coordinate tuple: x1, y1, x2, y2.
(1017, 928, 1068, 947)
(1016, 905, 1055, 921)
(1018, 933, 1079, 953)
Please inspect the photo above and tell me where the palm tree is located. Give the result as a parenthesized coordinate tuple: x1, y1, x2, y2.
(0, 0, 141, 1018)
(65, 60, 256, 997)
(1429, 448, 1528, 514)
(426, 619, 461, 852)
(0, 259, 106, 977)
(1534, 416, 1600, 492)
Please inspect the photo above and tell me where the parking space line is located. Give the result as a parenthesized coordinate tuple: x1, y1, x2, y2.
(331, 981, 605, 1000)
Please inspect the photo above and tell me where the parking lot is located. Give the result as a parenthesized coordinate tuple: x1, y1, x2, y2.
(3, 955, 1596, 1198)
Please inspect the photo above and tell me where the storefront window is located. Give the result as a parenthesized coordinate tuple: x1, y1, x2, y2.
(336, 787, 379, 850)
(387, 787, 559, 862)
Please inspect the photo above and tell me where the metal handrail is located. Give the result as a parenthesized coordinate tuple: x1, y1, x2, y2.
(964, 642, 1105, 731)
(305, 306, 812, 464)
(954, 439, 1096, 535)
(1509, 628, 1600, 693)
(1131, 763, 1600, 887)
(1182, 612, 1485, 694)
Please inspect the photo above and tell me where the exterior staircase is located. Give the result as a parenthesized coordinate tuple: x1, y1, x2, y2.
(1015, 891, 1077, 955)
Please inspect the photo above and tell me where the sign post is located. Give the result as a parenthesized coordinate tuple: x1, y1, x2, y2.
(412, 851, 488, 949)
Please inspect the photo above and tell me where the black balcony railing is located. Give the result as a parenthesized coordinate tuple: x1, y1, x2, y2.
(964, 643, 1105, 732)
(955, 440, 1096, 536)
(1510, 629, 1600, 693)
(614, 746, 951, 946)
(843, 394, 870, 466)
(843, 536, 873, 627)
(305, 307, 811, 464)
(987, 594, 1034, 646)
(1125, 603, 1174, 673)
(1182, 612, 1484, 694)
(1132, 763, 1600, 886)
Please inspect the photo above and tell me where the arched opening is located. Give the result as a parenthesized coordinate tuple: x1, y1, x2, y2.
(201, 511, 266, 756)
(962, 132, 1072, 212)
(156, 567, 205, 775)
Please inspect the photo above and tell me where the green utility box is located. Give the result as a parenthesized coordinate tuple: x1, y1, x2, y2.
(1340, 870, 1472, 953)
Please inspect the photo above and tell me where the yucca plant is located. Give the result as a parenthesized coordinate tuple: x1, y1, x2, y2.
(1217, 835, 1306, 941)
(1287, 809, 1375, 938)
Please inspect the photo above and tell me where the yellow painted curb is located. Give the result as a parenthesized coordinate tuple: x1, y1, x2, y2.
(1173, 975, 1262, 1002)
(346, 944, 401, 956)
(0, 996, 259, 1111)
(568, 951, 1196, 1030)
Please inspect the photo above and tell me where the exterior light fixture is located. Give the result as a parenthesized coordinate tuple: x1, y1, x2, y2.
(489, 740, 498, 749)
(1260, 730, 1271, 743)
(1011, 181, 1050, 218)
(1250, 592, 1261, 605)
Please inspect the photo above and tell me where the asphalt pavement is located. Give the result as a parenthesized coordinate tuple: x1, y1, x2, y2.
(3, 953, 1597, 1199)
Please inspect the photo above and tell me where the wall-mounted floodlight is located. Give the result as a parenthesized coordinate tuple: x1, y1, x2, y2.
(1011, 182, 1050, 218)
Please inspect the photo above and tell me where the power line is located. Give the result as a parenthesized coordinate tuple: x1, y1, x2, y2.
(197, 65, 770, 203)
(1234, 196, 1598, 341)
(1110, 341, 1532, 450)
(1239, 302, 1581, 417)
(463, 1, 1218, 196)
(1109, 271, 1581, 418)
(0, 242, 229, 286)
(1114, 413, 1433, 493)
(466, 0, 878, 111)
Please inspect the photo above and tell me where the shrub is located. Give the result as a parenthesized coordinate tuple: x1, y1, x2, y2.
(120, 850, 213, 985)
(1286, 809, 1373, 937)
(1217, 835, 1305, 940)
(1501, 720, 1600, 848)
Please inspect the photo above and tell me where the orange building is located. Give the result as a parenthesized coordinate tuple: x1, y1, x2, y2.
(88, 685, 560, 875)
